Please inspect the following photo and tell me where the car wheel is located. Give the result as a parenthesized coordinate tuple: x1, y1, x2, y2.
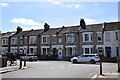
(29, 58, 33, 61)
(73, 59, 78, 63)
(90, 60, 96, 64)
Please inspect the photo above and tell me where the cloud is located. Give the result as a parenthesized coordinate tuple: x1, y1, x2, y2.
(51, 1, 80, 8)
(11, 18, 41, 26)
(0, 3, 9, 7)
(65, 4, 80, 8)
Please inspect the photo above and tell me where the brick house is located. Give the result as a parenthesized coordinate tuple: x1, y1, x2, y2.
(1, 32, 15, 54)
(1, 21, 120, 60)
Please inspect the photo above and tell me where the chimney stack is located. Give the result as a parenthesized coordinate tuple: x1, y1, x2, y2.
(80, 19, 86, 29)
(16, 26, 22, 34)
(44, 23, 50, 32)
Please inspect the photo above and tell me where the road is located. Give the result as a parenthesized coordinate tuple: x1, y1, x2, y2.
(2, 61, 118, 78)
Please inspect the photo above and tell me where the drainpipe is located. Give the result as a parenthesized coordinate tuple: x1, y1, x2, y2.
(117, 23, 120, 72)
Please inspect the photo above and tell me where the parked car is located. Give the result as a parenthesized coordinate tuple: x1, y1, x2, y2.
(20, 56, 38, 61)
(71, 54, 100, 64)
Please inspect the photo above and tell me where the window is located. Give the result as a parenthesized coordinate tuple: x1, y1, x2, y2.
(42, 35, 49, 43)
(43, 48, 46, 55)
(59, 37, 62, 43)
(97, 33, 102, 42)
(52, 35, 56, 43)
(2, 39, 5, 45)
(116, 47, 119, 56)
(83, 45, 94, 54)
(115, 32, 118, 40)
(85, 48, 89, 54)
(42, 48, 50, 55)
(29, 48, 37, 54)
(20, 37, 23, 45)
(24, 37, 27, 44)
(2, 39, 8, 45)
(29, 36, 37, 44)
(83, 32, 93, 42)
(65, 33, 76, 43)
(43, 37, 47, 43)
(11, 39, 14, 45)
(105, 32, 110, 41)
(30, 48, 34, 54)
(85, 34, 89, 41)
(11, 38, 18, 45)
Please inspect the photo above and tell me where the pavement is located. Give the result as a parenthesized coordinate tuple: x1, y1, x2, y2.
(0, 65, 29, 74)
(91, 72, 120, 80)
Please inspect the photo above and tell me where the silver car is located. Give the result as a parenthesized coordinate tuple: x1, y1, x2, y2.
(20, 56, 38, 61)
(71, 54, 100, 64)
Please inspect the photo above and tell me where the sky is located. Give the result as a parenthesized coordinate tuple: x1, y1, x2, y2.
(0, 1, 119, 33)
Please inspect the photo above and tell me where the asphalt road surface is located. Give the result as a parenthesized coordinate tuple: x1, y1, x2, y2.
(2, 61, 118, 78)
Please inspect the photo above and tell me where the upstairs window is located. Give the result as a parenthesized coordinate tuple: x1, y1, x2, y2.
(115, 32, 118, 40)
(20, 37, 23, 45)
(2, 39, 6, 45)
(65, 33, 76, 43)
(83, 32, 93, 42)
(42, 35, 49, 44)
(29, 36, 37, 44)
(97, 32, 102, 42)
(24, 37, 27, 44)
(52, 35, 57, 43)
(11, 38, 18, 45)
(2, 39, 8, 45)
(105, 32, 110, 41)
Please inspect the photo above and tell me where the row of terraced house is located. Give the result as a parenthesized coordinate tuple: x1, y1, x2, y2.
(0, 21, 120, 60)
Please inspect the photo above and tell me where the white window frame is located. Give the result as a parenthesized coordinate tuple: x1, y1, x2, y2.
(82, 32, 93, 42)
(29, 46, 37, 55)
(41, 46, 50, 55)
(82, 45, 94, 54)
(42, 35, 49, 44)
(65, 33, 76, 43)
(29, 36, 37, 44)
(97, 32, 102, 42)
(11, 38, 18, 45)
(2, 38, 8, 45)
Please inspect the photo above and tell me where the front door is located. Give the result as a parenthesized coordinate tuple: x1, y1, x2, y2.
(58, 50, 62, 60)
(105, 47, 111, 57)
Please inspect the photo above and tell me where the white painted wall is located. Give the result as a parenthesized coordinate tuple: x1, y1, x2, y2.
(104, 30, 119, 57)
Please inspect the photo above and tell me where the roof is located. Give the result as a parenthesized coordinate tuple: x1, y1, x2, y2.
(42, 28, 61, 35)
(25, 29, 43, 36)
(104, 22, 120, 31)
(1, 32, 15, 38)
(12, 31, 29, 37)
